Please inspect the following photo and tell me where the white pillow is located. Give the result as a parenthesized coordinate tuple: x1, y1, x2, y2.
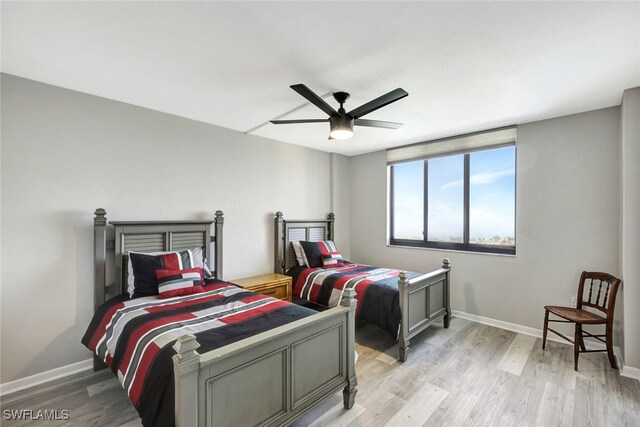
(192, 247, 213, 278)
(126, 247, 207, 296)
(291, 241, 309, 267)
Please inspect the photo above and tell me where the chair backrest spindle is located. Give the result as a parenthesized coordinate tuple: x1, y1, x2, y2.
(602, 282, 611, 308)
(596, 280, 603, 305)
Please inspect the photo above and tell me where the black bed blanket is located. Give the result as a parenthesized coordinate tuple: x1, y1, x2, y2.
(288, 263, 421, 339)
(82, 280, 314, 427)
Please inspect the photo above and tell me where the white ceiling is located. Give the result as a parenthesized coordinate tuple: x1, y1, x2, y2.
(2, 1, 639, 156)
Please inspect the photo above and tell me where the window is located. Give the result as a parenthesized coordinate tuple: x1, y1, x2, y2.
(389, 140, 516, 255)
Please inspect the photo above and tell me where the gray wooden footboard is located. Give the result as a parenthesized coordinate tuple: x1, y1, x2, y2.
(173, 288, 358, 427)
(398, 259, 451, 362)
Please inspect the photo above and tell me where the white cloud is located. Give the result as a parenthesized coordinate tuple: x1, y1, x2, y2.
(441, 169, 514, 190)
(470, 169, 514, 185)
(394, 193, 423, 239)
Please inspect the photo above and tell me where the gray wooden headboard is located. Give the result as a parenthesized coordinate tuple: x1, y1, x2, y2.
(274, 212, 334, 274)
(93, 208, 224, 313)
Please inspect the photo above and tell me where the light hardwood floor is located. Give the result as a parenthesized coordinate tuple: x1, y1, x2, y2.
(2, 318, 639, 426)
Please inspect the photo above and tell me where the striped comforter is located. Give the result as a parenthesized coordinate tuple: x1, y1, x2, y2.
(82, 280, 313, 427)
(290, 263, 421, 340)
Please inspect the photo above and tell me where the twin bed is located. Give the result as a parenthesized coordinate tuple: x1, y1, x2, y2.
(83, 208, 451, 426)
(274, 212, 451, 362)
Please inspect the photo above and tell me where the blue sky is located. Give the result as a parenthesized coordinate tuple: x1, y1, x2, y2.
(393, 146, 515, 242)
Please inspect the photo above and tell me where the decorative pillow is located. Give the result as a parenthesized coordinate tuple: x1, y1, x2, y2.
(291, 241, 309, 267)
(192, 247, 213, 278)
(127, 247, 207, 296)
(129, 250, 199, 298)
(155, 268, 204, 299)
(300, 240, 338, 268)
(322, 251, 343, 267)
(202, 259, 213, 278)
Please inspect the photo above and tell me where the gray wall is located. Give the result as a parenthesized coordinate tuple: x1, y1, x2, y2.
(330, 153, 351, 260)
(350, 107, 622, 348)
(621, 87, 640, 370)
(0, 74, 337, 383)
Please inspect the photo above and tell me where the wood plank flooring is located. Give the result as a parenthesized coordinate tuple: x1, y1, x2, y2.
(2, 318, 639, 426)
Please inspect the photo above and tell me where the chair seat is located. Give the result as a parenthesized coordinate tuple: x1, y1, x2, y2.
(544, 305, 606, 324)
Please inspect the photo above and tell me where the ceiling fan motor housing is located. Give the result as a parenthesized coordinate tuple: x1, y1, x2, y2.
(330, 115, 354, 130)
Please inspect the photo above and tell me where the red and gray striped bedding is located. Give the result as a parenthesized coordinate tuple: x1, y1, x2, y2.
(289, 263, 421, 339)
(82, 280, 314, 427)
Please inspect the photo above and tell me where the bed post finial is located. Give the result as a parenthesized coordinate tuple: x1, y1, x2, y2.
(341, 287, 357, 309)
(173, 335, 200, 427)
(275, 212, 285, 274)
(173, 334, 200, 362)
(443, 258, 451, 270)
(94, 208, 107, 226)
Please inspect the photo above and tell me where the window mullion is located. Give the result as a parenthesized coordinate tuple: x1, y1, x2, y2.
(389, 165, 395, 241)
(423, 160, 428, 243)
(463, 154, 470, 245)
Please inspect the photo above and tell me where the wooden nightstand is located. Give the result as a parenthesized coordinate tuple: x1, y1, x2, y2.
(231, 273, 292, 302)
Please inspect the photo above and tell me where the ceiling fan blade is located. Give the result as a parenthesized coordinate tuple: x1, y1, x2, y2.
(347, 88, 408, 119)
(270, 119, 329, 124)
(354, 119, 403, 129)
(290, 84, 338, 117)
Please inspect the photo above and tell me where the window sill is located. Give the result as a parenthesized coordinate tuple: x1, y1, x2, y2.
(387, 242, 517, 257)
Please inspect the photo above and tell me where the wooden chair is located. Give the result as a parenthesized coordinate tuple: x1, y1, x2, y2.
(542, 271, 621, 371)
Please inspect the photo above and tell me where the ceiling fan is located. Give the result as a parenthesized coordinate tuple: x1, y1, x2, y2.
(270, 84, 409, 140)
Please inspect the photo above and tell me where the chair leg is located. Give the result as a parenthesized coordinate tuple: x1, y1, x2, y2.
(577, 324, 586, 352)
(606, 323, 618, 369)
(542, 310, 549, 350)
(574, 324, 580, 371)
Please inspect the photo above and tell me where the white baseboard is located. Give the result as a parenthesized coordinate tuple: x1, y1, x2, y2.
(452, 310, 636, 381)
(0, 358, 93, 397)
(452, 309, 566, 344)
(621, 365, 640, 381)
(614, 347, 625, 376)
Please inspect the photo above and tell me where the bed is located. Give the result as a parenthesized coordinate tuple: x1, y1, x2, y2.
(84, 208, 357, 427)
(274, 212, 451, 362)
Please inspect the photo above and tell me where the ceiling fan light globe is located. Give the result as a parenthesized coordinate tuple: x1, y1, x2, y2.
(329, 128, 353, 140)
